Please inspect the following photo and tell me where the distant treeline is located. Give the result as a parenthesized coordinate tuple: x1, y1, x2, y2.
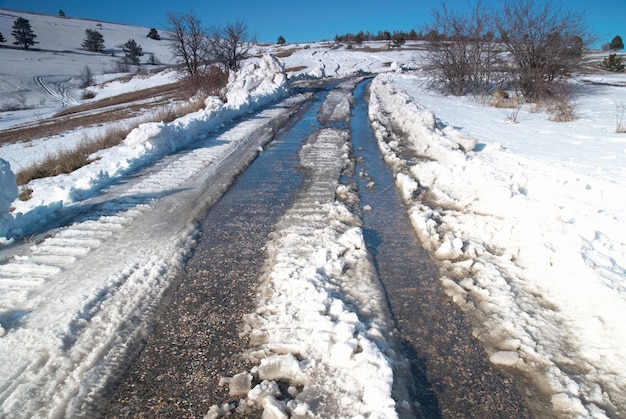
(333, 29, 507, 44)
(334, 29, 430, 44)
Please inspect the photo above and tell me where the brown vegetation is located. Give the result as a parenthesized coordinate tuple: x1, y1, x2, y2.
(0, 81, 190, 146)
(4, 80, 208, 186)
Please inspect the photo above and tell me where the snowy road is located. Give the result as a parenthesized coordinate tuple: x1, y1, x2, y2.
(104, 79, 527, 418)
(0, 94, 304, 418)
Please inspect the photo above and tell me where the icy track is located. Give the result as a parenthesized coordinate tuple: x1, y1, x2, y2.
(0, 56, 303, 417)
(208, 79, 413, 418)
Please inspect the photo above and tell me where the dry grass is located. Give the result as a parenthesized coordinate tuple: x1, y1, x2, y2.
(14, 99, 206, 186)
(15, 125, 129, 185)
(285, 65, 308, 73)
(3, 69, 220, 190)
(0, 81, 189, 146)
(273, 48, 296, 58)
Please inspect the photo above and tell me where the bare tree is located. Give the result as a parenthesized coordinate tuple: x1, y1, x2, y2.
(207, 20, 255, 72)
(497, 0, 589, 101)
(166, 12, 210, 77)
(79, 65, 95, 88)
(424, 1, 502, 95)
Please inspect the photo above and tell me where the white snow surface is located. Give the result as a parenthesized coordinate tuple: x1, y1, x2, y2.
(2, 9, 626, 419)
(369, 72, 626, 417)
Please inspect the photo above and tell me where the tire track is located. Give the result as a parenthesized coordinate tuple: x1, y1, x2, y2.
(34, 75, 79, 107)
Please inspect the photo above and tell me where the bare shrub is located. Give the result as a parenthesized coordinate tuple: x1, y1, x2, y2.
(498, 0, 590, 102)
(504, 103, 522, 123)
(424, 1, 503, 95)
(81, 90, 96, 100)
(1, 93, 30, 111)
(184, 65, 229, 98)
(79, 66, 95, 88)
(115, 59, 130, 73)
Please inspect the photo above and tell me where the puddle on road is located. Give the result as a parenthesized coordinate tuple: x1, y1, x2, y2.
(349, 80, 529, 418)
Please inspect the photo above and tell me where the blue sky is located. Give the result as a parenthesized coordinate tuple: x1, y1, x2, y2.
(0, 0, 623, 46)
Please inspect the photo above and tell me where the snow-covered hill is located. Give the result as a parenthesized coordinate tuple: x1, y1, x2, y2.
(0, 9, 174, 126)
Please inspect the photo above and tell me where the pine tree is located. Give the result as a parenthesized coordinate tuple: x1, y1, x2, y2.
(122, 39, 143, 65)
(601, 53, 625, 72)
(59, 9, 66, 18)
(0, 32, 6, 43)
(147, 28, 160, 40)
(82, 29, 105, 52)
(392, 33, 405, 48)
(610, 35, 624, 51)
(12, 17, 38, 50)
(277, 35, 286, 45)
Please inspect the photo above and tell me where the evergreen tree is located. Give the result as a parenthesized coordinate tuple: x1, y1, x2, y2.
(610, 35, 624, 51)
(601, 53, 625, 72)
(12, 17, 38, 50)
(82, 29, 105, 52)
(147, 28, 161, 40)
(59, 9, 66, 18)
(277, 35, 286, 45)
(0, 33, 6, 43)
(392, 32, 405, 48)
(354, 31, 365, 44)
(122, 38, 143, 65)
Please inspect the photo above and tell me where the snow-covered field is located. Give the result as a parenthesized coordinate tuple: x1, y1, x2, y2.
(2, 8, 626, 419)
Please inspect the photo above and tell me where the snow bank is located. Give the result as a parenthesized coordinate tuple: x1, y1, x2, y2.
(4, 55, 291, 240)
(226, 55, 290, 108)
(369, 72, 626, 417)
(0, 159, 18, 240)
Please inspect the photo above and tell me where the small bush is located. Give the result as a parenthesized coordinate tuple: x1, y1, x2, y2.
(548, 97, 576, 122)
(79, 65, 95, 88)
(18, 187, 33, 201)
(81, 90, 96, 100)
